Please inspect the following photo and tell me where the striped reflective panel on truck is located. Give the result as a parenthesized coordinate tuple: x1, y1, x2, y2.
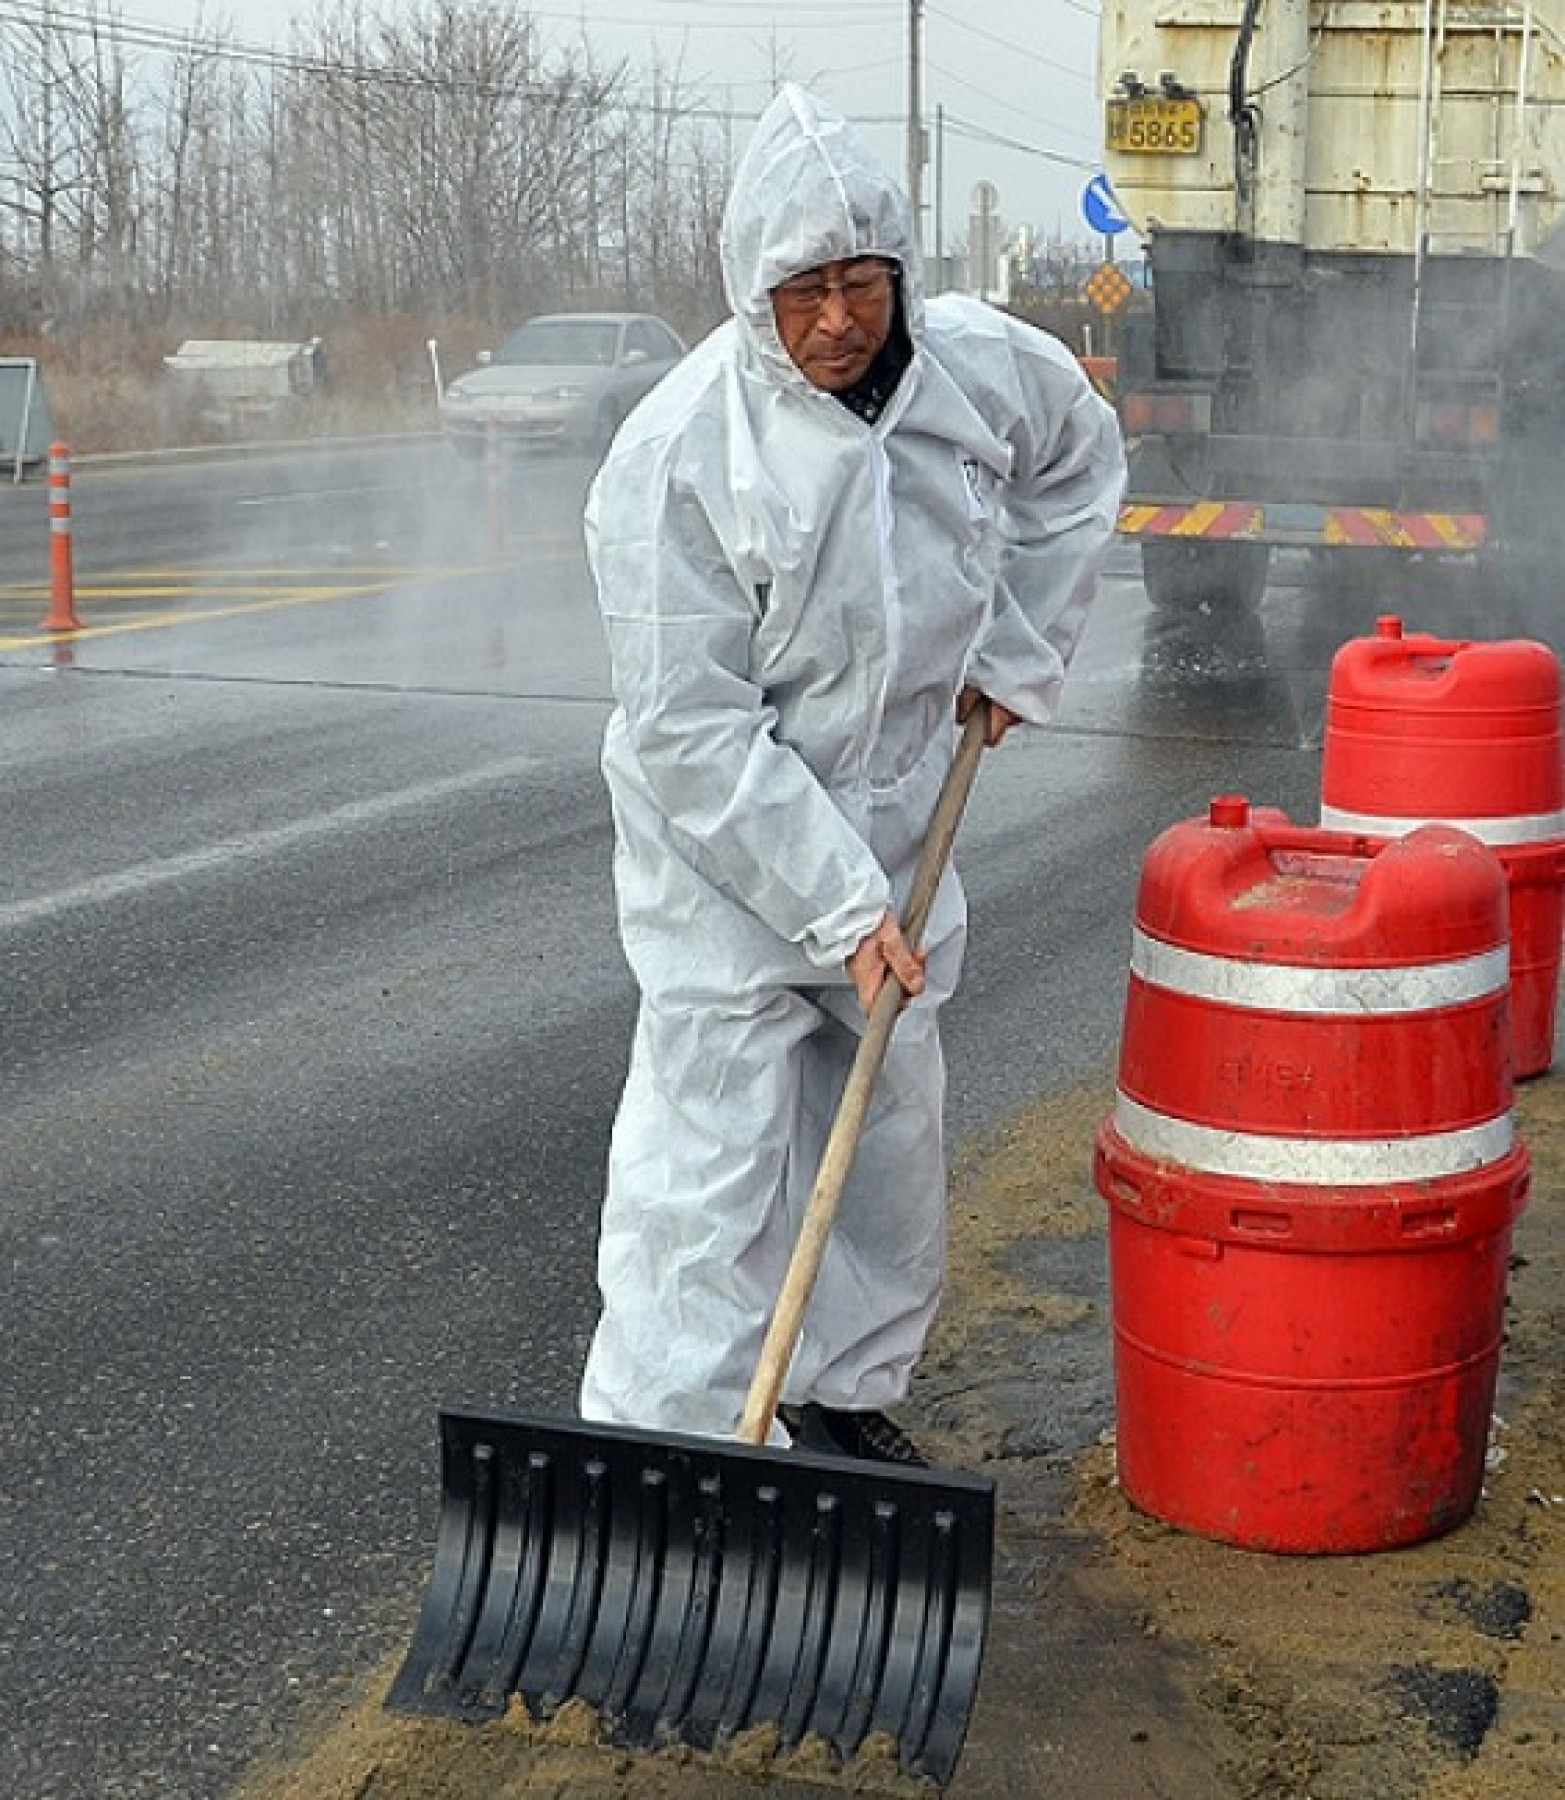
(1118, 501, 1263, 539)
(1117, 929, 1514, 1184)
(1323, 508, 1486, 550)
(1118, 502, 1487, 549)
(1320, 801, 1565, 848)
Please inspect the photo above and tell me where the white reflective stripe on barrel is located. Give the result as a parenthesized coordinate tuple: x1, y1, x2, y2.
(1113, 1092, 1515, 1184)
(1132, 929, 1509, 1014)
(1321, 801, 1565, 848)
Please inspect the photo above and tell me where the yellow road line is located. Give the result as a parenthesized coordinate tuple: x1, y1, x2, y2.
(0, 564, 485, 599)
(0, 567, 483, 650)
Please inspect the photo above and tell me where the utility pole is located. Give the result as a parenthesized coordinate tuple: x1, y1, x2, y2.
(906, 0, 925, 240)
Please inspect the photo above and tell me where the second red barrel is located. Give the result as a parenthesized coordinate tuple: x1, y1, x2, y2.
(1321, 614, 1565, 1077)
(1096, 798, 1529, 1553)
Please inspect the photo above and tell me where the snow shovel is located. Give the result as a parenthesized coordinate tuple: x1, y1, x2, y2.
(387, 706, 996, 1788)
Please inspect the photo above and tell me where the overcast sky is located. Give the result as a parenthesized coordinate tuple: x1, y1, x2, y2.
(122, 0, 1109, 247)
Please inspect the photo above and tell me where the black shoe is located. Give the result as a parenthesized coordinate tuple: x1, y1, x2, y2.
(778, 1403, 929, 1467)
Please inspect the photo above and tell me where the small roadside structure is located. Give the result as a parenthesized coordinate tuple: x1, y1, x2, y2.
(0, 356, 54, 481)
(163, 337, 325, 432)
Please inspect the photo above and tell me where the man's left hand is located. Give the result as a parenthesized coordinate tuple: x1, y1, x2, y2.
(846, 909, 928, 1015)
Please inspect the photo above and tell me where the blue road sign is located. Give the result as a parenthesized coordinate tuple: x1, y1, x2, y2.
(1082, 174, 1131, 237)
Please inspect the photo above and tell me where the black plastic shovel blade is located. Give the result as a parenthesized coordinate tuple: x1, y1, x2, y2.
(386, 1407, 996, 1788)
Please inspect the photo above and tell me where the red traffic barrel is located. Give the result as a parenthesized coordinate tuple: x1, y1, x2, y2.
(1095, 797, 1529, 1553)
(1321, 614, 1565, 1077)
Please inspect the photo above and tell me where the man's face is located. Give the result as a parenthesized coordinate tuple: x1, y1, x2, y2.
(771, 257, 898, 391)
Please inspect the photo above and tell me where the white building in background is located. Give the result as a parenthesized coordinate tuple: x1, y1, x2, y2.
(966, 181, 1006, 302)
(960, 185, 1121, 303)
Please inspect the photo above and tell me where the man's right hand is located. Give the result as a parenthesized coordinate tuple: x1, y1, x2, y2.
(846, 909, 928, 1015)
(958, 685, 1020, 745)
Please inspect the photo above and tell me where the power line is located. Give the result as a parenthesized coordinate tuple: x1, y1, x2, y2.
(0, 0, 1103, 195)
(928, 1, 1099, 69)
(0, 0, 758, 114)
(637, 0, 896, 9)
(942, 111, 1098, 173)
(590, 0, 900, 22)
(929, 57, 1095, 124)
(0, 0, 450, 85)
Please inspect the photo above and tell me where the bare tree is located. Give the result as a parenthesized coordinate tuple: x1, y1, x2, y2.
(0, 0, 741, 341)
(0, 3, 96, 319)
(72, 8, 149, 320)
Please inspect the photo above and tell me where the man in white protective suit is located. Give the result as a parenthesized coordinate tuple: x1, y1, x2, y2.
(579, 85, 1125, 1464)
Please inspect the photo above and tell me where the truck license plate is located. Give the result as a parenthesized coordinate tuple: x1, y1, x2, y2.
(1105, 97, 1204, 156)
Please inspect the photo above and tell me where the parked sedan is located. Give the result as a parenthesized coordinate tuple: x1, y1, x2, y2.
(440, 312, 686, 456)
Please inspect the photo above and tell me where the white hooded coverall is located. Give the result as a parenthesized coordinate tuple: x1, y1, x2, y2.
(579, 86, 1125, 1438)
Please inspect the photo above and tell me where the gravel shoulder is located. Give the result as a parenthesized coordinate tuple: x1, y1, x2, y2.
(234, 1076, 1564, 1800)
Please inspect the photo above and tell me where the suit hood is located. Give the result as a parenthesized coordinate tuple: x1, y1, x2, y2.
(719, 85, 925, 386)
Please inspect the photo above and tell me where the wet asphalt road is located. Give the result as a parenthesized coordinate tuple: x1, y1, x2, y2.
(1, 440, 1550, 1798)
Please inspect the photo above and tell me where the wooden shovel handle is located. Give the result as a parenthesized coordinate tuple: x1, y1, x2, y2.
(737, 704, 989, 1445)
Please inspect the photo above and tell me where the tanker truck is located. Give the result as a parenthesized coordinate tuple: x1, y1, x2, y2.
(1099, 1, 1564, 611)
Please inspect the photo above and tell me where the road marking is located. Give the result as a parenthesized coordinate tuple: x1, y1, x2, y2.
(235, 485, 428, 506)
(0, 756, 544, 933)
(0, 585, 385, 648)
(0, 566, 491, 649)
